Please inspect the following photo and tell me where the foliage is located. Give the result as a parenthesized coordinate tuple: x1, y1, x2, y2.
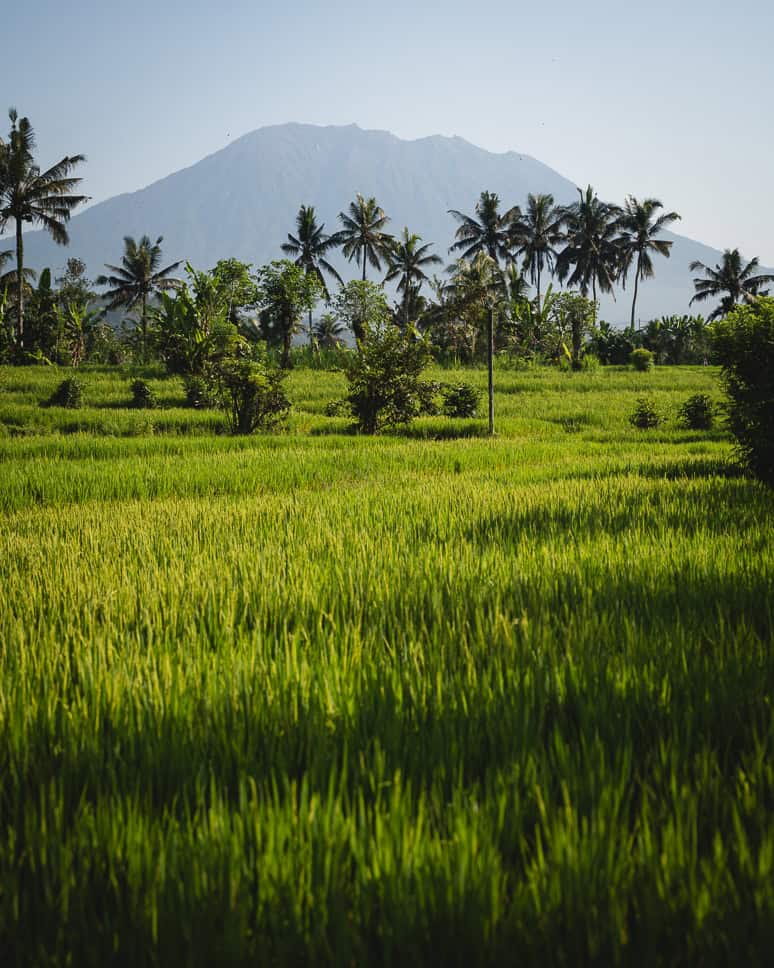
(690, 249, 774, 321)
(345, 320, 433, 433)
(54, 300, 103, 367)
(617, 197, 680, 328)
(130, 378, 156, 409)
(384, 227, 441, 327)
(641, 314, 710, 364)
(335, 193, 392, 281)
(509, 192, 563, 313)
(0, 109, 87, 349)
(332, 279, 390, 345)
(630, 347, 654, 371)
(711, 297, 774, 484)
(555, 185, 620, 301)
(441, 382, 481, 417)
(97, 235, 181, 361)
(152, 264, 241, 376)
(628, 396, 661, 428)
(677, 392, 715, 430)
(45, 375, 83, 408)
(313, 312, 346, 349)
(184, 375, 216, 409)
(213, 355, 290, 435)
(256, 260, 323, 367)
(281, 205, 342, 298)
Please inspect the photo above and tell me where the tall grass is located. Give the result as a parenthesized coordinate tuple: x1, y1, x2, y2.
(0, 364, 772, 965)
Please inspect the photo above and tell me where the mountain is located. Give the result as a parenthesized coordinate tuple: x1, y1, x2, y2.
(13, 122, 744, 323)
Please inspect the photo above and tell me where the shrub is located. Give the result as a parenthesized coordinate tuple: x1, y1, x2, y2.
(629, 397, 661, 429)
(711, 298, 774, 484)
(677, 393, 715, 430)
(345, 321, 432, 434)
(130, 379, 156, 409)
(214, 357, 290, 435)
(184, 375, 215, 409)
(441, 382, 481, 418)
(630, 348, 654, 372)
(323, 398, 350, 417)
(45, 377, 83, 409)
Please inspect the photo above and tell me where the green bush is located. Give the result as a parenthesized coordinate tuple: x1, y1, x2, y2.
(630, 348, 654, 372)
(130, 379, 156, 410)
(711, 297, 774, 484)
(441, 382, 481, 418)
(323, 398, 350, 417)
(184, 375, 216, 409)
(677, 393, 714, 430)
(214, 357, 290, 435)
(629, 397, 661, 429)
(45, 377, 83, 409)
(345, 322, 432, 434)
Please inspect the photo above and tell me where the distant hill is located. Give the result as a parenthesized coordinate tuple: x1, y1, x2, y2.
(14, 122, 749, 324)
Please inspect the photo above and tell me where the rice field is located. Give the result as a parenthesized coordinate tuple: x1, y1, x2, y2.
(1, 363, 773, 966)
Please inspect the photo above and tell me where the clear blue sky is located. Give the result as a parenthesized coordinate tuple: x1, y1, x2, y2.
(4, 0, 773, 263)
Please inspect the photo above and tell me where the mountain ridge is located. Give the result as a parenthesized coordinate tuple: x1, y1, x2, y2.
(14, 122, 751, 324)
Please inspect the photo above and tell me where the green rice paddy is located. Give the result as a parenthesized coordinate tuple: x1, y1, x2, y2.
(0, 364, 772, 965)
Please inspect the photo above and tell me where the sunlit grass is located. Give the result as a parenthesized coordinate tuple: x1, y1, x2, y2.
(0, 363, 772, 964)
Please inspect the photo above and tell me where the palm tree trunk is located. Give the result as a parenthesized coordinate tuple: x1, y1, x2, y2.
(15, 218, 24, 350)
(308, 306, 314, 347)
(630, 256, 641, 330)
(592, 278, 597, 305)
(141, 291, 147, 363)
(362, 248, 367, 282)
(487, 305, 495, 436)
(282, 328, 291, 369)
(536, 264, 542, 318)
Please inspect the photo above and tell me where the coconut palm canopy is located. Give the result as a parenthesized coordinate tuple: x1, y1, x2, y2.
(0, 109, 87, 346)
(617, 197, 681, 328)
(689, 249, 774, 321)
(335, 194, 392, 281)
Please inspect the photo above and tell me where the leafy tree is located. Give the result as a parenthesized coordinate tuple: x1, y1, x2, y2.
(23, 268, 57, 359)
(209, 259, 259, 327)
(384, 228, 441, 327)
(690, 249, 774, 321)
(256, 260, 323, 367)
(449, 191, 517, 434)
(97, 236, 181, 361)
(0, 109, 87, 349)
(282, 205, 342, 341)
(55, 301, 102, 367)
(345, 319, 432, 433)
(335, 194, 392, 281)
(332, 279, 390, 345)
(510, 193, 564, 315)
(617, 197, 680, 328)
(711, 297, 774, 484)
(551, 291, 597, 369)
(213, 355, 290, 435)
(153, 264, 241, 376)
(556, 185, 620, 304)
(55, 258, 96, 310)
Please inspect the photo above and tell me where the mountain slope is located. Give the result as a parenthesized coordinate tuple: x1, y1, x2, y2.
(15, 123, 748, 323)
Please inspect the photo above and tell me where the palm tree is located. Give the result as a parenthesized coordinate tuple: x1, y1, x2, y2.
(97, 235, 181, 360)
(689, 249, 774, 321)
(384, 228, 442, 327)
(510, 193, 564, 315)
(449, 191, 517, 434)
(0, 109, 88, 349)
(335, 194, 392, 281)
(281, 205, 343, 342)
(617, 197, 680, 329)
(556, 185, 620, 304)
(313, 313, 346, 349)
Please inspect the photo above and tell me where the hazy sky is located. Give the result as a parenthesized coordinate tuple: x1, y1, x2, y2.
(4, 0, 773, 262)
